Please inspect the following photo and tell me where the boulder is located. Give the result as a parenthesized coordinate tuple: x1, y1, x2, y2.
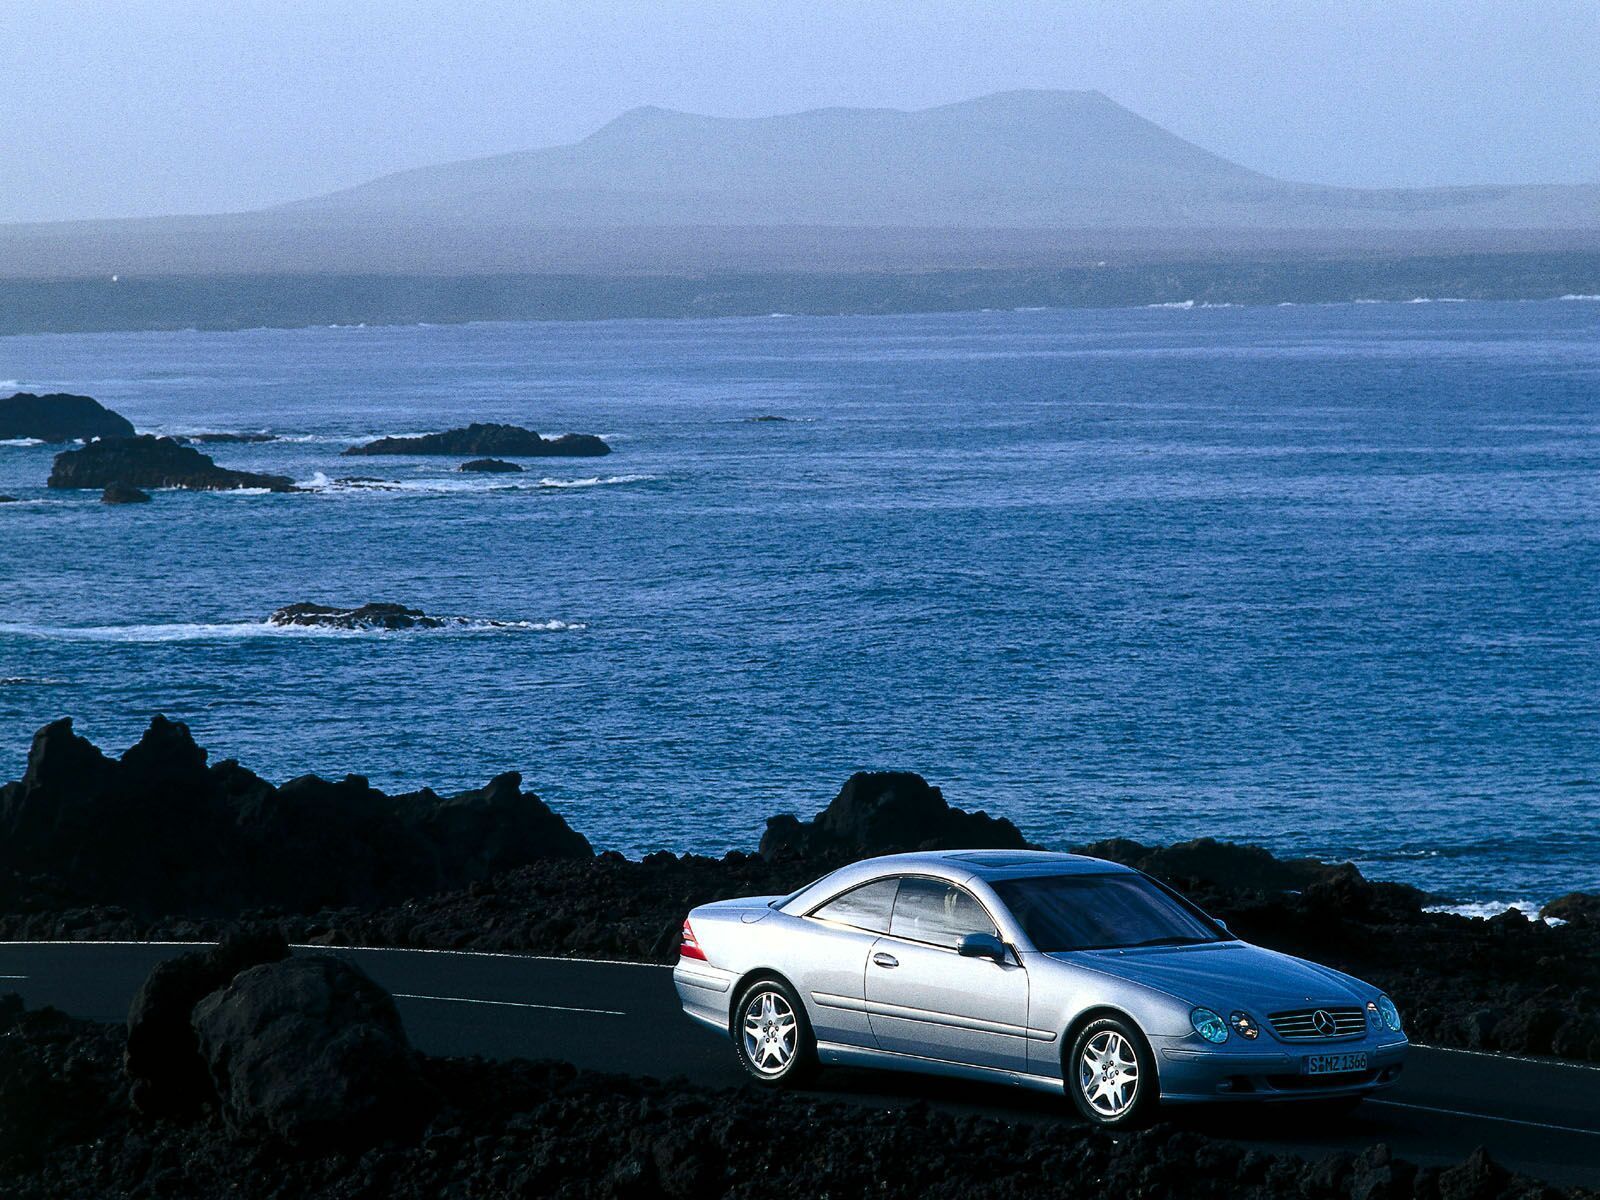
(746, 414, 791, 422)
(459, 457, 524, 473)
(124, 928, 290, 1116)
(47, 435, 296, 492)
(0, 495, 18, 503)
(0, 392, 136, 442)
(268, 602, 446, 630)
(343, 423, 610, 458)
(100, 482, 151, 504)
(759, 771, 1029, 860)
(191, 955, 427, 1145)
(1541, 892, 1600, 925)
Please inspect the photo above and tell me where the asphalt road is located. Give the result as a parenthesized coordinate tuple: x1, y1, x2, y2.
(3, 941, 1597, 1187)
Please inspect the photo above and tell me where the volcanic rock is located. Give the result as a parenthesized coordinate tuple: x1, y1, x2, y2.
(342, 422, 610, 457)
(47, 435, 296, 492)
(192, 955, 426, 1145)
(747, 414, 791, 422)
(125, 928, 290, 1116)
(268, 602, 446, 630)
(0, 716, 591, 918)
(0, 495, 18, 503)
(759, 771, 1031, 860)
(459, 457, 524, 473)
(1541, 893, 1600, 925)
(0, 392, 136, 442)
(100, 482, 151, 504)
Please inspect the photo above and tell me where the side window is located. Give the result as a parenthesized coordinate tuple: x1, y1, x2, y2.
(889, 877, 998, 949)
(810, 878, 900, 933)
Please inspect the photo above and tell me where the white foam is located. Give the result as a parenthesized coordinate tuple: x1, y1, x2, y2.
(0, 618, 585, 643)
(1424, 899, 1550, 921)
(0, 438, 45, 447)
(537, 474, 656, 489)
(1559, 293, 1600, 301)
(1146, 300, 1195, 309)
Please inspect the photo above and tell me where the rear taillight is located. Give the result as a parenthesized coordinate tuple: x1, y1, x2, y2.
(678, 918, 707, 961)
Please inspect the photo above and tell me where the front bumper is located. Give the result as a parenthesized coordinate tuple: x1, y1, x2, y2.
(1153, 1033, 1409, 1103)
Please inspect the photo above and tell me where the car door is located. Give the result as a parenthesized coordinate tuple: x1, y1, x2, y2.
(864, 876, 1030, 1073)
(795, 877, 901, 1048)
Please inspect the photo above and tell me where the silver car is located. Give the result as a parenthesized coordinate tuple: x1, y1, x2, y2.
(674, 850, 1408, 1126)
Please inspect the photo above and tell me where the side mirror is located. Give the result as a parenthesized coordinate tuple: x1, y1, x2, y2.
(957, 932, 1009, 964)
(1216, 920, 1232, 935)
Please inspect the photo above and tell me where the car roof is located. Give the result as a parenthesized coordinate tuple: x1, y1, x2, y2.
(776, 849, 1136, 915)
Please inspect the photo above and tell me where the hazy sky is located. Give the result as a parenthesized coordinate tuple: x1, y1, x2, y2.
(4, 0, 1598, 223)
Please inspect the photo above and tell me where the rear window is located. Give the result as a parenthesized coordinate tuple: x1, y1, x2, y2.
(810, 878, 899, 933)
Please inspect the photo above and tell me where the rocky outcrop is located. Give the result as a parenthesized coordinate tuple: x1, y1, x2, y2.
(342, 423, 610, 458)
(459, 457, 523, 473)
(193, 956, 426, 1146)
(100, 482, 151, 504)
(0, 495, 18, 504)
(1542, 893, 1600, 924)
(0, 392, 135, 442)
(0, 717, 591, 917)
(268, 602, 447, 630)
(47, 435, 296, 492)
(760, 771, 1031, 860)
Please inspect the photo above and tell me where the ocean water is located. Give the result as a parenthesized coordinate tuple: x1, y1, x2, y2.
(1, 301, 1597, 906)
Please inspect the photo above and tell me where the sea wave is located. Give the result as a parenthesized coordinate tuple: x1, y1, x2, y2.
(1559, 293, 1600, 301)
(0, 618, 585, 643)
(536, 474, 656, 489)
(297, 471, 656, 495)
(1423, 899, 1550, 921)
(0, 438, 46, 447)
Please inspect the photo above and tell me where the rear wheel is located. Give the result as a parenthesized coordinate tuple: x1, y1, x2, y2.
(1067, 1016, 1157, 1128)
(732, 978, 816, 1087)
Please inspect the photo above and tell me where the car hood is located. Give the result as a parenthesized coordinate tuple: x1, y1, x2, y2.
(1048, 941, 1368, 1010)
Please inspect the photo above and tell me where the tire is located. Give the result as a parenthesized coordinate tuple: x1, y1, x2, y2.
(731, 977, 817, 1087)
(1066, 1016, 1158, 1128)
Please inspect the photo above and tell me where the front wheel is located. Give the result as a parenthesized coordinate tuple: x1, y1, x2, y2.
(731, 978, 816, 1087)
(1067, 1017, 1157, 1128)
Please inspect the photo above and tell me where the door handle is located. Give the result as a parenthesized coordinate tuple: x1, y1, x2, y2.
(872, 952, 899, 969)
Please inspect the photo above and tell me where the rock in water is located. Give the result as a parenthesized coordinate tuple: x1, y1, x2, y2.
(459, 457, 524, 473)
(1541, 893, 1600, 924)
(191, 956, 427, 1145)
(0, 495, 18, 504)
(174, 432, 277, 444)
(759, 771, 1030, 860)
(343, 423, 610, 457)
(268, 602, 445, 630)
(47, 435, 296, 492)
(100, 482, 151, 504)
(0, 392, 136, 442)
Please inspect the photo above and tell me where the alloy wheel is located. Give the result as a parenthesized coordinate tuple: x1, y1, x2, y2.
(741, 989, 798, 1075)
(1078, 1029, 1140, 1117)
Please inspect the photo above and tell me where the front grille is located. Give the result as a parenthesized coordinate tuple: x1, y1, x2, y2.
(1268, 1006, 1366, 1041)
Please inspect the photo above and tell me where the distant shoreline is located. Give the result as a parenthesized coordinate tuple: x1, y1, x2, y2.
(3, 249, 1599, 336)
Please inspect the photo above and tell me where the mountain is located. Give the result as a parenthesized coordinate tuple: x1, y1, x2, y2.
(280, 89, 1597, 231)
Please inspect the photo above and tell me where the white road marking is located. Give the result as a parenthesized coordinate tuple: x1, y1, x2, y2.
(1368, 1099, 1600, 1136)
(1415, 1042, 1600, 1073)
(391, 991, 625, 1016)
(0, 974, 26, 979)
(0, 940, 673, 969)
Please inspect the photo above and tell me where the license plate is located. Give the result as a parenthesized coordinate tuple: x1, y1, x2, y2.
(1303, 1051, 1368, 1075)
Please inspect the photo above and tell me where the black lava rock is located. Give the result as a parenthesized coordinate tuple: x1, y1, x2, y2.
(0, 392, 136, 442)
(47, 435, 295, 492)
(459, 457, 524, 473)
(125, 928, 290, 1116)
(174, 432, 277, 444)
(268, 602, 446, 630)
(759, 770, 1031, 860)
(192, 955, 427, 1146)
(100, 482, 151, 504)
(343, 423, 610, 457)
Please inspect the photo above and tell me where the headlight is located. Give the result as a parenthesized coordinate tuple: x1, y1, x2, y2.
(1191, 1007, 1229, 1043)
(1229, 1011, 1259, 1039)
(1375, 995, 1403, 1032)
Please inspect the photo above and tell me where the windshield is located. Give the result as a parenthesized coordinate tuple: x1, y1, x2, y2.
(991, 872, 1230, 952)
